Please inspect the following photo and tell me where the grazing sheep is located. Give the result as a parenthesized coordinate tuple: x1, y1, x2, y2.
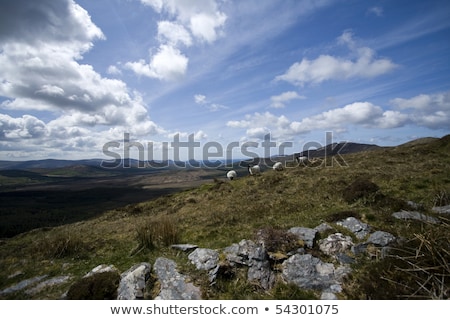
(226, 170, 237, 180)
(248, 164, 261, 176)
(296, 156, 309, 165)
(273, 162, 283, 171)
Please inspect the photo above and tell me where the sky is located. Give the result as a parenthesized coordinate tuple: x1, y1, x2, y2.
(0, 0, 449, 161)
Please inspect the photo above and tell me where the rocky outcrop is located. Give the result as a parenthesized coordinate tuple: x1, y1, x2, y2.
(2, 204, 442, 300)
(153, 257, 201, 300)
(117, 262, 151, 300)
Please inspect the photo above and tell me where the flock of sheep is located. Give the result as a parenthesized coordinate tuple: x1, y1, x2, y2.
(226, 156, 310, 180)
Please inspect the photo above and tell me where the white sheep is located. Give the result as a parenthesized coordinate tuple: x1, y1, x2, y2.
(296, 156, 309, 165)
(272, 162, 283, 171)
(226, 170, 237, 180)
(248, 164, 261, 176)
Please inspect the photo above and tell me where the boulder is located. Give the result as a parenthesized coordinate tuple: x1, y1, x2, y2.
(282, 254, 350, 291)
(117, 262, 151, 300)
(336, 217, 370, 239)
(432, 205, 450, 215)
(288, 227, 318, 248)
(153, 257, 201, 300)
(319, 233, 354, 256)
(392, 211, 440, 224)
(366, 231, 396, 247)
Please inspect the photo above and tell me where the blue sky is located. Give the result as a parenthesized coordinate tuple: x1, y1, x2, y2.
(0, 0, 449, 161)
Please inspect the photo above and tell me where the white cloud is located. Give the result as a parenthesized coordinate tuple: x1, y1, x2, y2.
(270, 91, 305, 108)
(194, 94, 207, 104)
(125, 45, 188, 81)
(391, 91, 450, 129)
(194, 94, 228, 112)
(227, 101, 416, 141)
(158, 20, 192, 46)
(0, 0, 167, 159)
(107, 65, 122, 75)
(189, 11, 227, 43)
(130, 0, 227, 81)
(368, 6, 383, 17)
(276, 31, 397, 86)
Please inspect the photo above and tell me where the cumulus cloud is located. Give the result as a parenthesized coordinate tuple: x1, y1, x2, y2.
(0, 0, 166, 158)
(128, 0, 227, 81)
(227, 101, 416, 141)
(390, 91, 450, 129)
(275, 31, 397, 86)
(270, 91, 305, 108)
(125, 45, 188, 81)
(158, 20, 192, 46)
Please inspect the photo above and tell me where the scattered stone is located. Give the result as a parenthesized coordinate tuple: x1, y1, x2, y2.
(117, 262, 151, 300)
(432, 205, 450, 215)
(288, 227, 318, 248)
(392, 211, 440, 224)
(7, 271, 24, 279)
(153, 257, 201, 300)
(0, 275, 48, 295)
(282, 254, 350, 291)
(171, 244, 198, 252)
(84, 264, 119, 278)
(223, 239, 275, 289)
(188, 248, 219, 271)
(224, 239, 267, 266)
(406, 200, 423, 210)
(188, 248, 220, 283)
(318, 233, 354, 256)
(25, 276, 71, 295)
(336, 217, 371, 239)
(320, 291, 338, 300)
(314, 222, 334, 233)
(366, 231, 396, 247)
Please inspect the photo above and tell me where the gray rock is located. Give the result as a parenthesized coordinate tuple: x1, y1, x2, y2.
(392, 211, 440, 224)
(223, 239, 268, 266)
(0, 275, 48, 295)
(282, 254, 350, 291)
(188, 248, 219, 271)
(320, 291, 338, 300)
(288, 227, 318, 248)
(367, 231, 396, 247)
(84, 264, 119, 278)
(188, 248, 220, 283)
(117, 262, 151, 300)
(314, 222, 334, 233)
(171, 244, 199, 252)
(25, 276, 71, 295)
(432, 205, 450, 215)
(223, 239, 274, 289)
(247, 260, 275, 290)
(153, 257, 201, 300)
(318, 233, 354, 256)
(336, 217, 371, 239)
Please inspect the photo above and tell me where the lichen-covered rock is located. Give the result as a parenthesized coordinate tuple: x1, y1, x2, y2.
(336, 217, 370, 239)
(319, 233, 354, 256)
(288, 227, 318, 248)
(117, 262, 151, 300)
(282, 254, 350, 291)
(366, 231, 396, 247)
(392, 211, 440, 224)
(153, 257, 201, 300)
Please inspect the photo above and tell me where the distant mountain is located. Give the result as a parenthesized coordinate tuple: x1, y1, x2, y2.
(0, 159, 104, 170)
(297, 142, 384, 158)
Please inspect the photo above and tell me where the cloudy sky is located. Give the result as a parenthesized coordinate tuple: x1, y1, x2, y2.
(1, 0, 449, 161)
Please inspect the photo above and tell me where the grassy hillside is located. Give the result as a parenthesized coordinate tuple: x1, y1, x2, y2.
(0, 135, 449, 299)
